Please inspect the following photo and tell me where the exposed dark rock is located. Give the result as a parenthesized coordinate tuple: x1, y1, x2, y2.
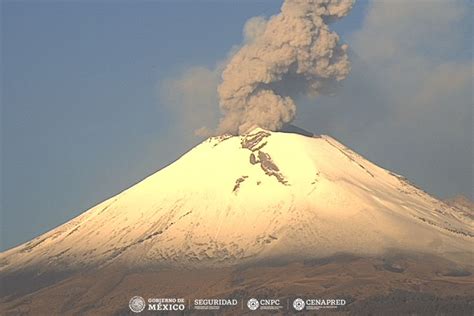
(414, 215, 474, 238)
(209, 134, 233, 147)
(249, 153, 258, 165)
(443, 270, 472, 277)
(232, 176, 248, 193)
(383, 262, 405, 273)
(241, 130, 271, 151)
(258, 151, 288, 185)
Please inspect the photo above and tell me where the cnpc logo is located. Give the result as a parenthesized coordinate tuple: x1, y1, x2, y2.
(247, 298, 283, 310)
(247, 298, 259, 310)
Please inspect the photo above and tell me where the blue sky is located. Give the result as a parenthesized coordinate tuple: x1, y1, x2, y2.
(1, 0, 471, 251)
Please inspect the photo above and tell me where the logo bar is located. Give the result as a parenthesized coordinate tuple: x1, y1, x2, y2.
(129, 296, 347, 312)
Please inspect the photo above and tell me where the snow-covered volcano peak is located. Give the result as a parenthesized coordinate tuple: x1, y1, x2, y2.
(1, 130, 473, 275)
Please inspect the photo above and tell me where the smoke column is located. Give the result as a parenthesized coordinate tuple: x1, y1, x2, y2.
(217, 0, 353, 135)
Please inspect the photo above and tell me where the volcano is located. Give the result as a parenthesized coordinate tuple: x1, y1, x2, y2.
(1, 129, 473, 315)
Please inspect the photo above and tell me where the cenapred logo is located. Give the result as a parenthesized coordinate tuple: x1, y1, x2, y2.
(247, 298, 259, 310)
(293, 298, 346, 311)
(293, 298, 305, 311)
(129, 296, 146, 313)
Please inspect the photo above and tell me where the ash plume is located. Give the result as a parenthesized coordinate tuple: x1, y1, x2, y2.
(217, 0, 354, 135)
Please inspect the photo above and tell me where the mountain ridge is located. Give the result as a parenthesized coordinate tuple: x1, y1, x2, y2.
(1, 129, 473, 315)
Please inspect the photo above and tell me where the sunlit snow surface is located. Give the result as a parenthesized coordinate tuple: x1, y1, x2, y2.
(1, 129, 472, 274)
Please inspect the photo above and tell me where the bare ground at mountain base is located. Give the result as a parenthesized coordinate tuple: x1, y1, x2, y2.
(1, 253, 473, 315)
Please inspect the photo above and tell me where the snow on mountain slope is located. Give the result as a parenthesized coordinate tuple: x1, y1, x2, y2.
(445, 195, 474, 220)
(1, 129, 472, 275)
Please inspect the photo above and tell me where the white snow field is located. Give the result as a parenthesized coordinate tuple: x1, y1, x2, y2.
(1, 129, 472, 275)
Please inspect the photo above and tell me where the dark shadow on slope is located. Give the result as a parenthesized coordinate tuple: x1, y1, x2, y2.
(279, 124, 314, 137)
(0, 268, 74, 300)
